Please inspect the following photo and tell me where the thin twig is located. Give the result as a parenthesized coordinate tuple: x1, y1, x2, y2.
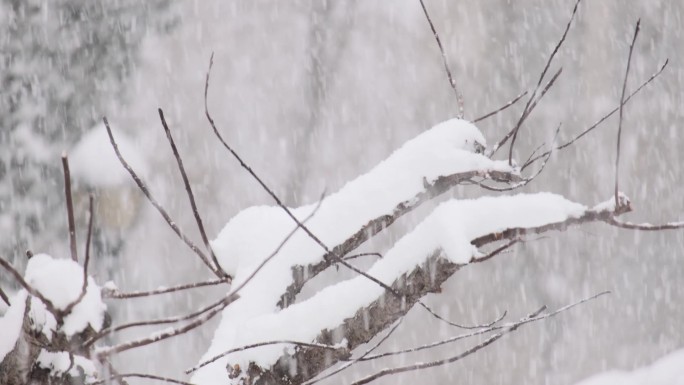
(506, 67, 563, 165)
(522, 59, 669, 170)
(616, 20, 640, 207)
(187, 340, 344, 374)
(86, 295, 229, 348)
(102, 117, 223, 280)
(158, 108, 228, 279)
(95, 294, 237, 359)
(343, 252, 383, 261)
(490, 0, 580, 161)
(603, 217, 684, 231)
(418, 0, 464, 118)
(61, 154, 78, 262)
(470, 238, 521, 264)
(88, 373, 195, 385)
(473, 91, 527, 123)
(358, 291, 608, 364)
(104, 279, 226, 299)
(60, 195, 95, 317)
(417, 301, 507, 330)
(351, 306, 547, 385)
(204, 54, 403, 300)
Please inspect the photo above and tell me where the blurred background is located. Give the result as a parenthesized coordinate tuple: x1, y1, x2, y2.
(1, 0, 682, 384)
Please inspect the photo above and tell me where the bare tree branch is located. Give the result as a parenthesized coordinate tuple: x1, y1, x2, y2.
(615, 20, 640, 207)
(361, 292, 606, 362)
(488, 0, 580, 161)
(418, 0, 464, 118)
(103, 279, 227, 299)
(61, 154, 78, 262)
(102, 117, 224, 280)
(95, 294, 238, 359)
(158, 108, 229, 279)
(88, 373, 195, 385)
(86, 295, 229, 348)
(187, 341, 346, 375)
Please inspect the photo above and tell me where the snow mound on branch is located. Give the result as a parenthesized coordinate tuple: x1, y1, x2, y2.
(211, 118, 510, 278)
(574, 348, 684, 385)
(192, 193, 585, 383)
(191, 119, 581, 384)
(25, 254, 107, 337)
(0, 291, 27, 363)
(69, 122, 148, 188)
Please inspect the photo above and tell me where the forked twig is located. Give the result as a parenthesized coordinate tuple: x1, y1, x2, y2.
(61, 154, 78, 262)
(522, 59, 669, 170)
(615, 20, 640, 207)
(102, 117, 224, 280)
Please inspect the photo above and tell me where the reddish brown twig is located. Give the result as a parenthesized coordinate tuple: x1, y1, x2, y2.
(615, 20, 640, 207)
(61, 154, 78, 262)
(473, 91, 527, 123)
(158, 108, 228, 279)
(102, 117, 223, 280)
(418, 0, 464, 118)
